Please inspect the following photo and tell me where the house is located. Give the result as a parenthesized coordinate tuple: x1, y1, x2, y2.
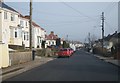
(0, 2, 21, 46)
(19, 15, 46, 49)
(103, 31, 118, 52)
(41, 28, 46, 42)
(45, 31, 64, 48)
(45, 31, 58, 47)
(0, 2, 47, 68)
(32, 21, 45, 49)
(19, 15, 30, 48)
(0, 2, 19, 68)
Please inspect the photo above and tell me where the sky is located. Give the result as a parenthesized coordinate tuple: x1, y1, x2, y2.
(4, 0, 118, 43)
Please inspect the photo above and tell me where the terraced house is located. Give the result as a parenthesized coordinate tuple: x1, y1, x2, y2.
(32, 21, 46, 49)
(0, 2, 19, 68)
(19, 15, 30, 48)
(0, 2, 46, 68)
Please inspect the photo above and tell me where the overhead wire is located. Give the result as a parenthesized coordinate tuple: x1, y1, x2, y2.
(59, 1, 97, 21)
(105, 21, 118, 32)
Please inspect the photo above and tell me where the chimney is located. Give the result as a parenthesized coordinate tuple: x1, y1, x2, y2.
(51, 31, 54, 34)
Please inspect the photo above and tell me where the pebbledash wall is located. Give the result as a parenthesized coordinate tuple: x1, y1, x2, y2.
(0, 43, 9, 68)
(9, 51, 32, 66)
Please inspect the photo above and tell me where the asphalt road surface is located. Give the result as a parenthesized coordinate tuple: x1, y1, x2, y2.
(4, 50, 119, 81)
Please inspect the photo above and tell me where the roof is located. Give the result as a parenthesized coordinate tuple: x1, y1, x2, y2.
(46, 31, 58, 40)
(24, 15, 30, 19)
(104, 31, 118, 41)
(0, 2, 18, 13)
(32, 21, 41, 28)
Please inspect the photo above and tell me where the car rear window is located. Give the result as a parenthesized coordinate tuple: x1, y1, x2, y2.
(60, 49, 67, 51)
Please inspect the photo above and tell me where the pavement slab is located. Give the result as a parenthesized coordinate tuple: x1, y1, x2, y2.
(1, 56, 56, 81)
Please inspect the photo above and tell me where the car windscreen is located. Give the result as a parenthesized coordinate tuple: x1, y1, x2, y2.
(60, 49, 67, 51)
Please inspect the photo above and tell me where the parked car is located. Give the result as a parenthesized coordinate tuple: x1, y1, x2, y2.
(57, 48, 72, 57)
(69, 48, 74, 54)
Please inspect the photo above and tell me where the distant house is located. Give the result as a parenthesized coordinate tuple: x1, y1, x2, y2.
(45, 31, 64, 48)
(103, 31, 118, 52)
(45, 31, 58, 47)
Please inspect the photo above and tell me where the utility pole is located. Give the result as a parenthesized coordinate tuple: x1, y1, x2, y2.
(66, 35, 68, 42)
(29, 0, 32, 50)
(88, 32, 91, 52)
(101, 12, 105, 55)
(88, 32, 91, 46)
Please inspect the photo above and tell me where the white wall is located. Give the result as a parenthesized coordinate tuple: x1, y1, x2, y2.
(19, 17, 29, 47)
(0, 10, 2, 42)
(46, 40, 56, 47)
(0, 43, 9, 68)
(1, 8, 22, 46)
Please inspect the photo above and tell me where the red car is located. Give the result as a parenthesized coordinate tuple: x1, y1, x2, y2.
(69, 48, 74, 55)
(57, 48, 71, 57)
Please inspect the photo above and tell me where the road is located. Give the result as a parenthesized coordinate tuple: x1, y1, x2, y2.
(4, 50, 119, 81)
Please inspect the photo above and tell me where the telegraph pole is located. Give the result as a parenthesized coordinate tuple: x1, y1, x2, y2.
(88, 32, 91, 48)
(29, 0, 32, 50)
(66, 35, 68, 42)
(101, 12, 105, 55)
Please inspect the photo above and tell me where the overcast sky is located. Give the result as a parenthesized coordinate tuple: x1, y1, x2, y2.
(4, 0, 118, 43)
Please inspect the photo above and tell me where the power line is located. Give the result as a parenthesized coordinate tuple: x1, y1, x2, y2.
(8, 3, 97, 18)
(34, 18, 98, 27)
(20, 5, 99, 18)
(60, 1, 97, 21)
(103, 2, 117, 15)
(105, 21, 117, 32)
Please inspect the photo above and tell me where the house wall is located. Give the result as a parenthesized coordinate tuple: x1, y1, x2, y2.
(32, 27, 43, 49)
(46, 40, 56, 47)
(0, 8, 9, 68)
(0, 43, 9, 68)
(19, 17, 29, 47)
(0, 9, 2, 42)
(1, 8, 22, 46)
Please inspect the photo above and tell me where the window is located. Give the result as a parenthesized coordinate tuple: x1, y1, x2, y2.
(26, 22, 27, 26)
(49, 41, 51, 45)
(52, 42, 54, 45)
(23, 32, 29, 41)
(37, 37, 39, 44)
(24, 32, 26, 40)
(20, 20, 24, 27)
(4, 12, 7, 19)
(11, 14, 15, 21)
(15, 31, 17, 38)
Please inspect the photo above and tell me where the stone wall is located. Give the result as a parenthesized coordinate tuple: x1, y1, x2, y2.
(9, 51, 32, 66)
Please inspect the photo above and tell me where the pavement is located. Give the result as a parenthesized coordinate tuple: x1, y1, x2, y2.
(93, 54, 120, 67)
(85, 51, 120, 67)
(1, 56, 56, 81)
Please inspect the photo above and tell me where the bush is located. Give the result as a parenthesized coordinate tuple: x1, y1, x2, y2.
(93, 47, 108, 56)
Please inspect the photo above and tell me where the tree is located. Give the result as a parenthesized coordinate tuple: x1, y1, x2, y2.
(63, 41, 70, 48)
(56, 38, 61, 47)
